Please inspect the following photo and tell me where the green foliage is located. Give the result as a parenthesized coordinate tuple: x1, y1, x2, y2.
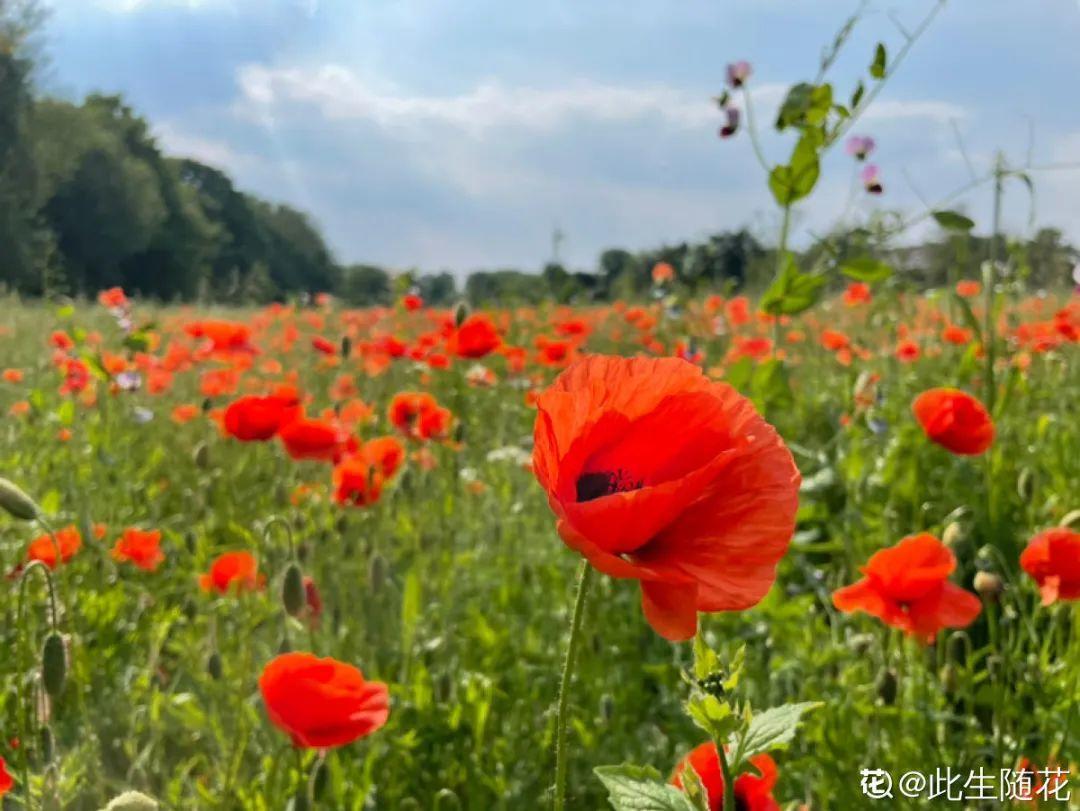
(933, 210, 976, 232)
(840, 256, 893, 282)
(594, 765, 698, 811)
(760, 254, 827, 315)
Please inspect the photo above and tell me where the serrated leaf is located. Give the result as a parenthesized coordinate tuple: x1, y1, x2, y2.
(768, 136, 820, 206)
(728, 702, 821, 769)
(760, 256, 827, 316)
(870, 43, 887, 79)
(676, 763, 712, 811)
(840, 257, 893, 282)
(594, 765, 698, 811)
(686, 694, 741, 743)
(692, 633, 720, 682)
(932, 210, 975, 231)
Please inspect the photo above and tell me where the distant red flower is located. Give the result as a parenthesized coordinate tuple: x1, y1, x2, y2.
(172, 403, 200, 424)
(312, 336, 337, 356)
(894, 339, 920, 363)
(27, 525, 83, 569)
(833, 533, 981, 642)
(59, 357, 91, 395)
(303, 576, 323, 626)
(278, 417, 353, 463)
(912, 388, 994, 455)
(111, 528, 165, 572)
(184, 320, 256, 355)
(259, 652, 390, 748)
(401, 293, 424, 311)
(671, 743, 780, 811)
(449, 314, 501, 358)
(956, 280, 981, 298)
(842, 282, 872, 306)
(1020, 527, 1080, 606)
(388, 392, 452, 440)
(363, 436, 406, 478)
(97, 287, 128, 309)
(199, 551, 262, 594)
(0, 756, 12, 797)
(820, 329, 850, 352)
(532, 356, 799, 640)
(332, 456, 384, 507)
(50, 330, 74, 351)
(2, 369, 24, 383)
(942, 324, 973, 345)
(223, 392, 301, 441)
(652, 261, 676, 285)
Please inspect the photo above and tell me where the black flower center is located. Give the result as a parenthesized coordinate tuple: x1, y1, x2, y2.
(575, 469, 643, 503)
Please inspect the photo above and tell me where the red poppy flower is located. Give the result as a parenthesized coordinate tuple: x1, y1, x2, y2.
(97, 286, 128, 309)
(223, 392, 301, 441)
(956, 280, 981, 298)
(2, 369, 23, 383)
(27, 525, 83, 569)
(332, 456, 384, 507)
(111, 528, 165, 572)
(448, 314, 501, 358)
(842, 282, 872, 307)
(833, 533, 981, 642)
(312, 336, 337, 356)
(671, 743, 780, 811)
(652, 262, 676, 285)
(258, 652, 390, 748)
(912, 388, 994, 455)
(0, 756, 12, 796)
(401, 293, 424, 311)
(894, 339, 920, 363)
(388, 392, 452, 440)
(532, 356, 799, 641)
(363, 436, 406, 479)
(50, 330, 74, 351)
(1020, 527, 1080, 606)
(278, 418, 354, 463)
(184, 320, 256, 354)
(199, 551, 263, 594)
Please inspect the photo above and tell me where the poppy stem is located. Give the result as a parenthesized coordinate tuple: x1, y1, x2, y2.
(713, 737, 736, 811)
(552, 560, 594, 811)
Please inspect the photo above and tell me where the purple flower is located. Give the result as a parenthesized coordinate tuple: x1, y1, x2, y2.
(846, 135, 876, 161)
(726, 61, 752, 89)
(116, 371, 142, 392)
(861, 164, 883, 194)
(718, 106, 741, 138)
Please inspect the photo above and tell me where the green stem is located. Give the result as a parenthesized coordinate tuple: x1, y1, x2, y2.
(552, 561, 594, 811)
(716, 738, 736, 811)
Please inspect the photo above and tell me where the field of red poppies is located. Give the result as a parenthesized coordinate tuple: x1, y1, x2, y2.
(0, 278, 1076, 810)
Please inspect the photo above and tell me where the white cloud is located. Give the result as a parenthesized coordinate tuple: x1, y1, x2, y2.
(153, 122, 252, 169)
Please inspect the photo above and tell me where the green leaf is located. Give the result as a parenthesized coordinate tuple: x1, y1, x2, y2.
(870, 43, 887, 79)
(686, 693, 741, 743)
(932, 210, 975, 231)
(775, 83, 815, 131)
(840, 257, 893, 282)
(850, 81, 865, 110)
(760, 255, 827, 315)
(594, 765, 698, 811)
(692, 633, 721, 683)
(751, 359, 793, 410)
(768, 135, 820, 206)
(123, 331, 152, 353)
(951, 293, 983, 343)
(805, 84, 833, 126)
(728, 702, 821, 769)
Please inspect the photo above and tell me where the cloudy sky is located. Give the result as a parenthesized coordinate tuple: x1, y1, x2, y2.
(40, 0, 1080, 274)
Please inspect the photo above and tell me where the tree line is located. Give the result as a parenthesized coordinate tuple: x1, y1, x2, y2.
(2, 2, 1075, 307)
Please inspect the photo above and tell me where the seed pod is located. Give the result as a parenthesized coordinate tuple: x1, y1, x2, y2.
(1061, 509, 1080, 530)
(876, 667, 898, 706)
(283, 563, 306, 617)
(939, 664, 958, 693)
(41, 632, 66, 698)
(1016, 468, 1034, 500)
(310, 757, 329, 801)
(340, 335, 352, 359)
(973, 571, 1003, 599)
(39, 725, 53, 763)
(193, 442, 210, 469)
(0, 477, 39, 520)
(454, 302, 469, 327)
(207, 652, 223, 681)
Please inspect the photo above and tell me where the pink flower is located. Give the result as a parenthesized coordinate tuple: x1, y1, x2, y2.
(845, 135, 876, 161)
(719, 106, 741, 138)
(861, 164, 883, 194)
(726, 60, 752, 88)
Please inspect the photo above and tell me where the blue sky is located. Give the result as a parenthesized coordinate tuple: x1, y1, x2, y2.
(40, 0, 1080, 274)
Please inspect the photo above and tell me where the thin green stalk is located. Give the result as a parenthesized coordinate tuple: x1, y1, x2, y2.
(552, 560, 594, 811)
(715, 738, 736, 811)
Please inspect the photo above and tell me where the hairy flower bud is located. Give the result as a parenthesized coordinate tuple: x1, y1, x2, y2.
(0, 477, 39, 520)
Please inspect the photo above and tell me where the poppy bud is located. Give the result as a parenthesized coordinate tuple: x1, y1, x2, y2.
(986, 654, 1003, 680)
(434, 789, 462, 810)
(201, 398, 213, 413)
(335, 514, 348, 535)
(1061, 509, 1080, 530)
(341, 335, 352, 359)
(291, 790, 309, 811)
(207, 652, 223, 681)
(39, 725, 53, 764)
(942, 522, 965, 549)
(1016, 469, 1035, 500)
(939, 664, 958, 693)
(368, 554, 387, 593)
(454, 302, 469, 328)
(599, 693, 614, 722)
(41, 632, 66, 698)
(103, 791, 160, 810)
(283, 563, 305, 617)
(876, 668, 898, 705)
(0, 477, 39, 520)
(434, 672, 452, 704)
(310, 758, 329, 800)
(398, 801, 422, 811)
(193, 442, 210, 469)
(973, 571, 1003, 599)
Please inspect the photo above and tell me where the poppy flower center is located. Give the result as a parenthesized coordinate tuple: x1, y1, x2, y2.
(575, 468, 643, 503)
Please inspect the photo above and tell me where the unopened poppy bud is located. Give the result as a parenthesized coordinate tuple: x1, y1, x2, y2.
(599, 693, 614, 722)
(1061, 509, 1080, 530)
(368, 553, 387, 593)
(1017, 469, 1034, 500)
(986, 654, 1003, 680)
(103, 791, 160, 810)
(207, 652, 223, 680)
(340, 335, 352, 359)
(0, 477, 39, 520)
(398, 800, 422, 811)
(939, 664, 958, 693)
(434, 789, 462, 810)
(335, 514, 348, 534)
(454, 302, 469, 327)
(973, 571, 1003, 599)
(975, 545, 995, 567)
(942, 522, 965, 549)
(291, 789, 309, 811)
(39, 725, 53, 763)
(282, 563, 305, 617)
(310, 758, 329, 801)
(201, 398, 213, 413)
(876, 667, 898, 705)
(193, 442, 210, 469)
(41, 632, 66, 698)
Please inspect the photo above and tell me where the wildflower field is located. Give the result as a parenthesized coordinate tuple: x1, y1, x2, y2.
(0, 278, 1077, 810)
